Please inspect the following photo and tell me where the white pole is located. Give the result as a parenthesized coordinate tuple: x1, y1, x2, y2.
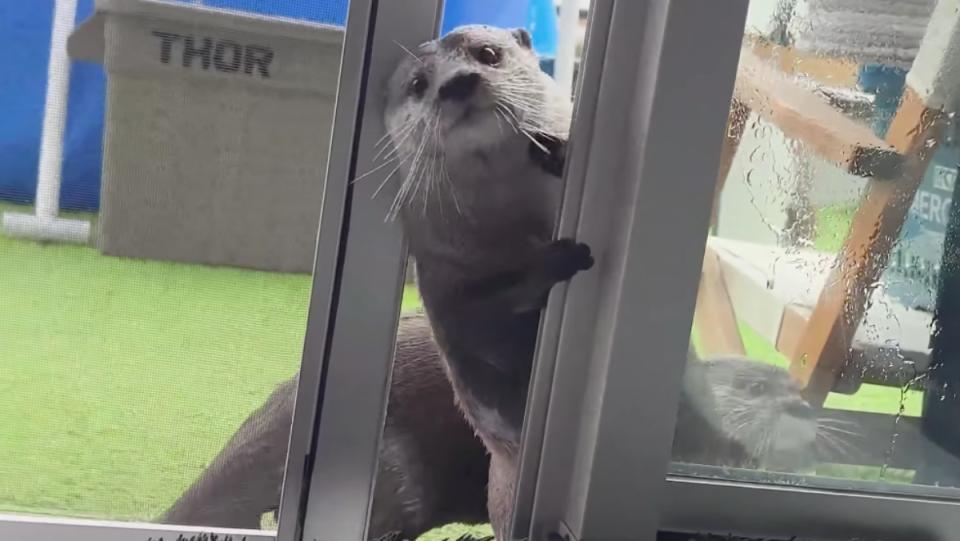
(2, 0, 90, 243)
(555, 0, 580, 97)
(35, 0, 77, 219)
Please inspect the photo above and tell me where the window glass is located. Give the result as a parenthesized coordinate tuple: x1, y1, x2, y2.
(675, 0, 960, 496)
(1, 0, 349, 531)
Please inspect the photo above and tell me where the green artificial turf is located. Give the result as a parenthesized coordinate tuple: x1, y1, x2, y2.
(1, 205, 310, 519)
(0, 203, 429, 522)
(813, 204, 858, 253)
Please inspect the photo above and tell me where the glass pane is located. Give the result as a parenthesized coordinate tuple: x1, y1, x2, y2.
(361, 1, 587, 540)
(1, 0, 349, 531)
(675, 0, 960, 498)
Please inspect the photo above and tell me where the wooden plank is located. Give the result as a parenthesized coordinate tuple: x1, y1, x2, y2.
(693, 246, 745, 356)
(707, 238, 789, 344)
(746, 35, 859, 88)
(707, 236, 933, 390)
(776, 304, 808, 361)
(711, 99, 749, 231)
(785, 0, 960, 402)
(778, 303, 931, 393)
(734, 47, 903, 180)
(789, 86, 945, 405)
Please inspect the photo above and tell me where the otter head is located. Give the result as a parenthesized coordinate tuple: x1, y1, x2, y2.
(380, 25, 571, 218)
(692, 357, 821, 471)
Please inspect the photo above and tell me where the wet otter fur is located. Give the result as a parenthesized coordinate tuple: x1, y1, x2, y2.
(159, 313, 489, 541)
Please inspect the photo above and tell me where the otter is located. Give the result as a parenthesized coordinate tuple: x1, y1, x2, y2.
(673, 353, 826, 472)
(160, 313, 836, 537)
(159, 313, 490, 541)
(381, 25, 590, 540)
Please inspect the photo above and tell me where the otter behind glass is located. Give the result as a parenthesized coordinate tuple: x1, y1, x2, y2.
(380, 25, 591, 540)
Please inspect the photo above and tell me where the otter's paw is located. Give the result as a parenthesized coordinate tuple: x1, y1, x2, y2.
(528, 133, 567, 177)
(443, 535, 494, 541)
(542, 238, 594, 283)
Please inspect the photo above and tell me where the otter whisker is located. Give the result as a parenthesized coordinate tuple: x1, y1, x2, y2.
(434, 122, 461, 217)
(495, 92, 547, 114)
(495, 106, 520, 135)
(815, 429, 858, 462)
(375, 118, 420, 153)
(443, 160, 462, 216)
(496, 91, 545, 107)
(495, 100, 524, 125)
(818, 425, 862, 438)
(494, 97, 557, 152)
(376, 121, 420, 162)
(353, 153, 404, 185)
(819, 421, 862, 446)
(493, 109, 505, 136)
(518, 126, 549, 152)
(816, 417, 861, 431)
(360, 119, 424, 187)
(393, 40, 424, 65)
(373, 152, 413, 200)
(817, 421, 863, 439)
(374, 126, 400, 150)
(389, 116, 431, 220)
(759, 430, 776, 463)
(421, 116, 442, 215)
(394, 111, 439, 219)
(426, 112, 448, 216)
(374, 133, 408, 164)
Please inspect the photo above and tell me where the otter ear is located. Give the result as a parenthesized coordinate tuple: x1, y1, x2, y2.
(512, 28, 533, 49)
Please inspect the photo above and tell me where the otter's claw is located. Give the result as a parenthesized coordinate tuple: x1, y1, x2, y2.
(529, 133, 567, 177)
(543, 238, 594, 283)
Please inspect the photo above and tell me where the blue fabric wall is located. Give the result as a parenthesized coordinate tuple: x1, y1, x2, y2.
(0, 1, 553, 211)
(0, 0, 104, 211)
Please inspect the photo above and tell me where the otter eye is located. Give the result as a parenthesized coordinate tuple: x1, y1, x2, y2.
(473, 46, 501, 66)
(409, 75, 428, 98)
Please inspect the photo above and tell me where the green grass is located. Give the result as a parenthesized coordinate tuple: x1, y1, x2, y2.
(813, 204, 858, 253)
(1, 204, 313, 519)
(0, 205, 413, 514)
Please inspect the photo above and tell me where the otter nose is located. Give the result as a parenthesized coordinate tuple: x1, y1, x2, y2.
(784, 399, 817, 419)
(439, 72, 481, 101)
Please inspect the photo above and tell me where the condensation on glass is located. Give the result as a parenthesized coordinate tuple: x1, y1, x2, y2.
(676, 0, 960, 497)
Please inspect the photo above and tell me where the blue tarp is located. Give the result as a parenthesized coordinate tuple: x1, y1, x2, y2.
(0, 1, 554, 211)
